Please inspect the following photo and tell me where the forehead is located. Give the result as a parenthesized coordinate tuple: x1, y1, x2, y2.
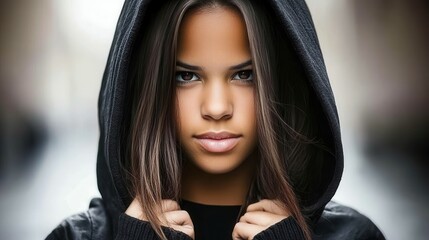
(177, 6, 251, 68)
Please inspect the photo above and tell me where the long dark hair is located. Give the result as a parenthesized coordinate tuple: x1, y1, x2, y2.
(121, 0, 326, 239)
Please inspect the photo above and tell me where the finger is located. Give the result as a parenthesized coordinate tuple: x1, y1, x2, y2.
(125, 198, 147, 220)
(127, 198, 140, 211)
(164, 210, 194, 227)
(161, 199, 181, 212)
(247, 199, 289, 215)
(239, 211, 287, 227)
(164, 210, 195, 239)
(170, 224, 195, 239)
(232, 222, 265, 240)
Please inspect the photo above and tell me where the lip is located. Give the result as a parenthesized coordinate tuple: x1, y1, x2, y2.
(194, 131, 241, 153)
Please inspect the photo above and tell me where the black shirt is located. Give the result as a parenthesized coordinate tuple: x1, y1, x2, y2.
(180, 199, 242, 240)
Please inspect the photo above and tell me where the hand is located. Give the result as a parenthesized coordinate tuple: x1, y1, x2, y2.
(232, 199, 290, 240)
(125, 198, 195, 239)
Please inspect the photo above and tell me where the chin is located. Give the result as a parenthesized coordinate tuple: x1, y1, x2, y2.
(190, 154, 247, 175)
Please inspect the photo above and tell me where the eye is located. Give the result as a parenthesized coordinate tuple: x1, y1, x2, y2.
(175, 71, 199, 83)
(232, 70, 253, 82)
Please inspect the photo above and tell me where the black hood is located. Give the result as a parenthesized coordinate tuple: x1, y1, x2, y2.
(96, 0, 343, 234)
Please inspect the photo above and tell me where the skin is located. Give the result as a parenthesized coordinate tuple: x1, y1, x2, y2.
(176, 5, 257, 206)
(126, 6, 290, 240)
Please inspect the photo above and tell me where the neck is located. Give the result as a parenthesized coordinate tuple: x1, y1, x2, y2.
(181, 155, 256, 206)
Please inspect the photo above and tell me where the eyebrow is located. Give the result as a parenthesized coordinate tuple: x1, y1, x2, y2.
(176, 59, 252, 71)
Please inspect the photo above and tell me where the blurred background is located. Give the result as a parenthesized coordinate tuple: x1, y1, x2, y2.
(0, 0, 427, 239)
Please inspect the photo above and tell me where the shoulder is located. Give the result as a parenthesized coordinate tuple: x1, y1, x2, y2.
(45, 198, 111, 240)
(313, 201, 385, 240)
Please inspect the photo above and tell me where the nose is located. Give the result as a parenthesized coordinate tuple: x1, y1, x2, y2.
(201, 80, 233, 120)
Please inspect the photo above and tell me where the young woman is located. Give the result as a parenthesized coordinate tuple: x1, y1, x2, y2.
(47, 0, 385, 239)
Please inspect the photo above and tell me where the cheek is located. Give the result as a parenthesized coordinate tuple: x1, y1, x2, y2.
(233, 88, 256, 128)
(176, 90, 199, 133)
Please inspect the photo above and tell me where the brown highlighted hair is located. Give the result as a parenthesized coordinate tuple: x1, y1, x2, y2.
(121, 0, 326, 239)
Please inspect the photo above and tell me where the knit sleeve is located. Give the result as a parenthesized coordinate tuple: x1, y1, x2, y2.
(115, 213, 193, 240)
(253, 217, 305, 240)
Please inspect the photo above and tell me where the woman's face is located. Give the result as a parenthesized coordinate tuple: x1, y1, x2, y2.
(176, 7, 257, 174)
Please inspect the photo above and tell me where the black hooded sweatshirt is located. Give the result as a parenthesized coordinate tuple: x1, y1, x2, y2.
(46, 0, 386, 239)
